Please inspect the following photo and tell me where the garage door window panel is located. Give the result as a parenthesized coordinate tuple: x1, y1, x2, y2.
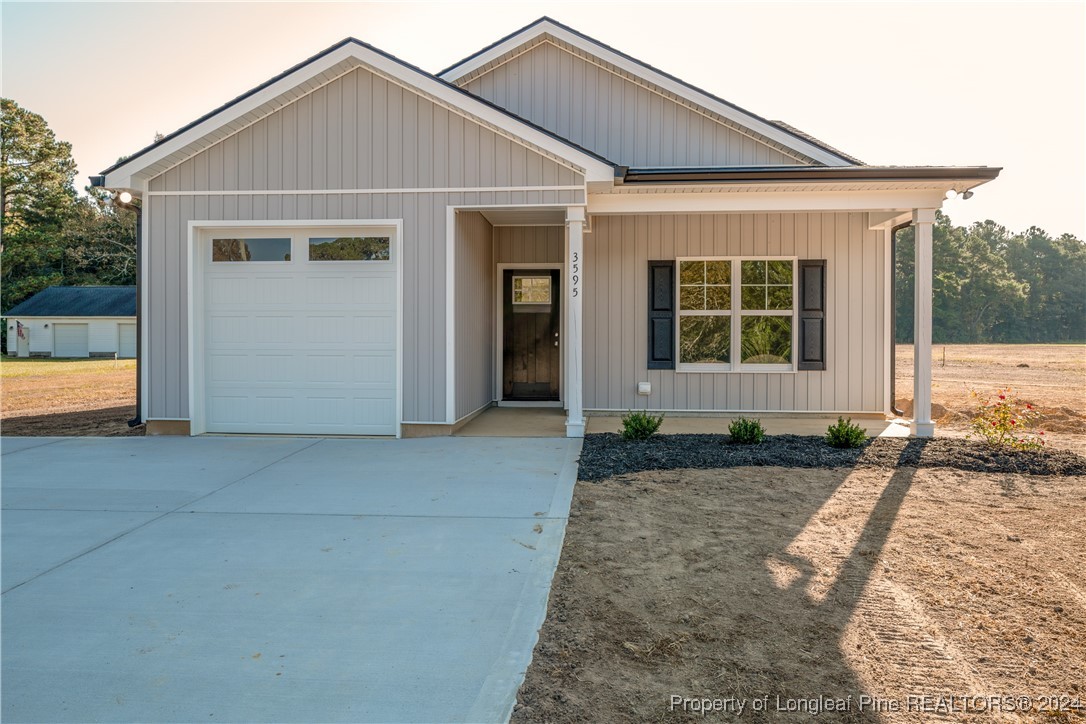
(308, 236, 391, 262)
(212, 238, 292, 262)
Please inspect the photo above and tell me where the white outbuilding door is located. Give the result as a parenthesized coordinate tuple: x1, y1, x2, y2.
(197, 226, 399, 436)
(54, 323, 89, 358)
(118, 323, 137, 358)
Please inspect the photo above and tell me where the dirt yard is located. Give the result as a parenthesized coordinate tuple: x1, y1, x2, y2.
(520, 344, 1086, 722)
(515, 465, 1086, 723)
(896, 344, 1085, 454)
(1, 358, 141, 436)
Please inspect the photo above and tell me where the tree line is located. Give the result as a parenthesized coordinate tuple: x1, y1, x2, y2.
(1, 98, 136, 348)
(2, 98, 1083, 347)
(894, 213, 1085, 344)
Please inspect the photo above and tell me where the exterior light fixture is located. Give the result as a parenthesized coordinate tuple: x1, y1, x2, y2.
(944, 189, 957, 200)
(961, 190, 974, 200)
(118, 191, 133, 204)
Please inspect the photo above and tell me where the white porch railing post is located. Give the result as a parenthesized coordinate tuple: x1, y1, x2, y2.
(911, 208, 936, 437)
(565, 207, 586, 438)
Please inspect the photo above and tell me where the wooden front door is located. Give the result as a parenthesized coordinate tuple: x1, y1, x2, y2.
(502, 269, 560, 401)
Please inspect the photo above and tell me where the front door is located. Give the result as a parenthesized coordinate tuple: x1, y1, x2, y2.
(502, 269, 560, 401)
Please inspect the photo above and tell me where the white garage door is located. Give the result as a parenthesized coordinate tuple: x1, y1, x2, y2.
(118, 323, 137, 358)
(201, 227, 398, 436)
(54, 323, 89, 358)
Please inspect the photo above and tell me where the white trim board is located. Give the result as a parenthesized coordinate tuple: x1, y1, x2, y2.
(147, 185, 586, 197)
(439, 20, 853, 167)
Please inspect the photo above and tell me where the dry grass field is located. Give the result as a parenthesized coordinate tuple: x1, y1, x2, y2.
(1, 358, 140, 436)
(895, 344, 1085, 454)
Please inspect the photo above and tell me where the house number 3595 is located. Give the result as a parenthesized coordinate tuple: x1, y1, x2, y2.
(571, 251, 580, 297)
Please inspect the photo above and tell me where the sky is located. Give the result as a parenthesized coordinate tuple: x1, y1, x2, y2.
(2, 1, 1083, 238)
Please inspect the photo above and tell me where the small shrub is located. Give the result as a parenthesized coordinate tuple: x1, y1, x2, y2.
(968, 387, 1045, 450)
(825, 416, 867, 448)
(620, 410, 664, 440)
(728, 416, 766, 444)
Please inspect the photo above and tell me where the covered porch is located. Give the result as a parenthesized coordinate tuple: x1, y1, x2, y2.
(447, 170, 998, 440)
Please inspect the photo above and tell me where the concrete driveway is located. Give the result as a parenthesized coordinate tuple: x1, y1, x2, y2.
(1, 435, 580, 723)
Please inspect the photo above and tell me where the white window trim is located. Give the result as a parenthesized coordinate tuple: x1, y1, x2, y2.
(676, 256, 798, 374)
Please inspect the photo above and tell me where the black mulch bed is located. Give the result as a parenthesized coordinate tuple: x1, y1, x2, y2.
(577, 434, 1086, 481)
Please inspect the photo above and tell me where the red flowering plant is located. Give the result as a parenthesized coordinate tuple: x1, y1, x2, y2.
(968, 387, 1045, 451)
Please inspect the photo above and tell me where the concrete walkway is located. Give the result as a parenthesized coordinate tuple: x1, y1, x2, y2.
(1, 435, 580, 723)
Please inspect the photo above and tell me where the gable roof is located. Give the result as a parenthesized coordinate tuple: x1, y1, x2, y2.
(4, 286, 136, 318)
(97, 37, 616, 190)
(439, 17, 860, 167)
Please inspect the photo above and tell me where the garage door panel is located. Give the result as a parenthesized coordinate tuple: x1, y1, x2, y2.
(354, 354, 396, 385)
(351, 315, 396, 346)
(203, 226, 398, 435)
(118, 324, 137, 358)
(251, 316, 292, 345)
(54, 324, 89, 358)
(252, 354, 295, 383)
(353, 397, 396, 429)
(253, 277, 297, 305)
(208, 276, 252, 305)
(252, 396, 295, 425)
(208, 315, 250, 345)
(208, 395, 249, 425)
(207, 353, 251, 383)
(304, 354, 348, 384)
(353, 276, 396, 305)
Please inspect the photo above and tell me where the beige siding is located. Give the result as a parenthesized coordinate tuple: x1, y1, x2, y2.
(584, 213, 886, 413)
(461, 40, 805, 168)
(494, 226, 564, 263)
(455, 211, 495, 419)
(144, 66, 585, 423)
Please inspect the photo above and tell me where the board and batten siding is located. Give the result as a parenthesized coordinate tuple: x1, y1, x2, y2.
(460, 40, 805, 168)
(142, 65, 585, 424)
(454, 211, 495, 420)
(494, 226, 564, 263)
(583, 213, 887, 414)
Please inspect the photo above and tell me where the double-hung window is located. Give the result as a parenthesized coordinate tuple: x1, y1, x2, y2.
(677, 258, 795, 371)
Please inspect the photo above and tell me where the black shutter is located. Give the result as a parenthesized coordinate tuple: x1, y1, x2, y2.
(647, 261, 675, 370)
(798, 259, 826, 371)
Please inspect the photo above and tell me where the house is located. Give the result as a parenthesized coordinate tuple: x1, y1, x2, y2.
(4, 286, 137, 359)
(91, 17, 999, 438)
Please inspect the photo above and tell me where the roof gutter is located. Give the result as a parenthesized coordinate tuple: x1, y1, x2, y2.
(621, 166, 1002, 185)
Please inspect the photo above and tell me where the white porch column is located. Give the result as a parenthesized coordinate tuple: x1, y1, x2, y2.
(565, 207, 586, 438)
(911, 208, 936, 437)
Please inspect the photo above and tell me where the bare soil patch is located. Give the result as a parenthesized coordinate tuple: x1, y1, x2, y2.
(895, 344, 1085, 454)
(515, 466, 1086, 723)
(1, 358, 141, 436)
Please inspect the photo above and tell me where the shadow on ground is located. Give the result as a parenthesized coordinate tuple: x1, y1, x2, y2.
(1, 405, 142, 436)
(515, 442, 932, 722)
